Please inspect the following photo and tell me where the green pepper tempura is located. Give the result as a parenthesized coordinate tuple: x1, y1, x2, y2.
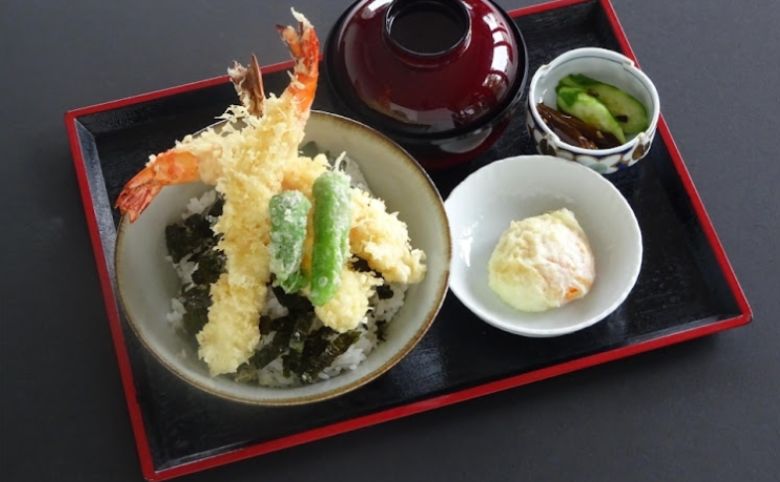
(309, 171, 352, 306)
(269, 190, 311, 293)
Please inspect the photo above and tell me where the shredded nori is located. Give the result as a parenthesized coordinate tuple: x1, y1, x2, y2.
(299, 141, 334, 162)
(259, 315, 273, 335)
(166, 194, 379, 386)
(256, 256, 394, 382)
(350, 257, 372, 273)
(299, 141, 320, 159)
(165, 224, 197, 263)
(299, 330, 361, 383)
(272, 285, 314, 316)
(375, 320, 389, 342)
(248, 314, 316, 371)
(292, 326, 334, 382)
(351, 257, 392, 298)
(251, 330, 292, 369)
(180, 284, 210, 335)
(191, 248, 225, 285)
(289, 316, 313, 352)
(165, 210, 222, 264)
(208, 197, 224, 218)
(281, 351, 303, 378)
(233, 365, 258, 384)
(376, 284, 394, 300)
(184, 213, 213, 240)
(165, 203, 226, 337)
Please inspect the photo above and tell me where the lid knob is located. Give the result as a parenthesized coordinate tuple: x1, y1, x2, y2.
(384, 0, 471, 66)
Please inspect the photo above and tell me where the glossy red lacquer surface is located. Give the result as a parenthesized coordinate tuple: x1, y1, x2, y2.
(329, 0, 522, 136)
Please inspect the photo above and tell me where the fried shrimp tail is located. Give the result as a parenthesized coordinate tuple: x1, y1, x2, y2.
(115, 150, 201, 222)
(116, 9, 320, 225)
(277, 8, 319, 117)
(228, 54, 265, 117)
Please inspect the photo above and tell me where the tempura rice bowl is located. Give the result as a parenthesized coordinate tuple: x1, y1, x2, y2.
(115, 111, 451, 405)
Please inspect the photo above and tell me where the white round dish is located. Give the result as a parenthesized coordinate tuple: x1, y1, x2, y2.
(527, 47, 660, 174)
(445, 155, 642, 337)
(115, 111, 451, 405)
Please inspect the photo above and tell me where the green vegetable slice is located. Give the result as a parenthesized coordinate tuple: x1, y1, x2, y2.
(309, 171, 352, 306)
(559, 74, 649, 136)
(269, 191, 311, 293)
(556, 86, 626, 144)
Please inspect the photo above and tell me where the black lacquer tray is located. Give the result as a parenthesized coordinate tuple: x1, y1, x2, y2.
(65, 0, 751, 479)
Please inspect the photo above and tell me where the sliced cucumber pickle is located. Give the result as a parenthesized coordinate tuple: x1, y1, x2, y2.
(560, 74, 649, 136)
(556, 87, 626, 144)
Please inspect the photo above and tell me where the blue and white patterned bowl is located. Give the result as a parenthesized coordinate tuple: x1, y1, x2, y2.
(527, 48, 660, 174)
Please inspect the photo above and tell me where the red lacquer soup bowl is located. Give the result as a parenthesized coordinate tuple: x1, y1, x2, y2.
(326, 0, 529, 170)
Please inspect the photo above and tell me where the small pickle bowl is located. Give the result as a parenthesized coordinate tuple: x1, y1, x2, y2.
(445, 156, 642, 337)
(527, 48, 660, 174)
(115, 111, 451, 405)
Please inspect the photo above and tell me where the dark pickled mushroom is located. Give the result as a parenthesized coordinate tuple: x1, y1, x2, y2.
(539, 110, 597, 149)
(537, 103, 621, 149)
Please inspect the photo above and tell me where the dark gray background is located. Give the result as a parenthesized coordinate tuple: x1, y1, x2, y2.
(2, 0, 778, 480)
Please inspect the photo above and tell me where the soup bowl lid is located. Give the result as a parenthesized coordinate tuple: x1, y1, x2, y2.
(326, 0, 527, 139)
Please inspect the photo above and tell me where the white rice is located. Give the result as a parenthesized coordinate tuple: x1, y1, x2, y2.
(164, 166, 407, 387)
(184, 189, 217, 218)
(339, 155, 371, 192)
(174, 254, 198, 288)
(166, 297, 185, 329)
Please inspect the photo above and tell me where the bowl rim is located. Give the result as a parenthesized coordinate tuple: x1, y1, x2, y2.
(324, 0, 529, 142)
(114, 110, 452, 405)
(528, 47, 661, 156)
(445, 155, 643, 337)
